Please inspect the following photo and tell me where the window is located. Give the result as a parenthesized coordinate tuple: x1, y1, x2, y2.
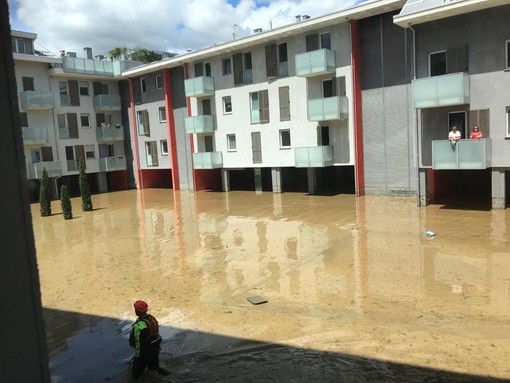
(227, 134, 236, 151)
(204, 135, 214, 152)
(506, 39, 510, 69)
(319, 126, 330, 146)
(320, 32, 331, 50)
(507, 107, 510, 137)
(205, 62, 211, 77)
(137, 110, 150, 135)
(11, 37, 33, 54)
(279, 86, 290, 121)
(80, 113, 90, 128)
(145, 141, 159, 166)
(322, 79, 334, 98)
(429, 47, 468, 76)
(30, 148, 41, 163)
(280, 130, 291, 148)
(59, 80, 69, 106)
(159, 106, 166, 122)
(250, 90, 269, 124)
(22, 77, 34, 91)
(85, 145, 95, 159)
(202, 99, 211, 115)
(429, 51, 447, 76)
(222, 58, 232, 75)
(266, 43, 288, 78)
(20, 112, 28, 127)
(140, 78, 147, 93)
(96, 113, 113, 127)
(155, 74, 163, 89)
(160, 140, 168, 155)
(223, 96, 232, 114)
(79, 81, 89, 96)
(99, 143, 115, 158)
(58, 113, 79, 139)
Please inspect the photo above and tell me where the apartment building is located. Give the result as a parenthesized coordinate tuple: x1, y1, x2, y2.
(12, 30, 137, 201)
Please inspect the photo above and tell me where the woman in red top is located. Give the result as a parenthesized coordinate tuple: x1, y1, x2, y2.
(470, 126, 483, 139)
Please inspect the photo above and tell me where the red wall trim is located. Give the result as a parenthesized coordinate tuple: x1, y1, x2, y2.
(163, 68, 180, 190)
(350, 19, 365, 197)
(128, 79, 142, 189)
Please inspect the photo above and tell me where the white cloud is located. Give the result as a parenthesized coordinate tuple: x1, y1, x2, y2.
(9, 0, 360, 57)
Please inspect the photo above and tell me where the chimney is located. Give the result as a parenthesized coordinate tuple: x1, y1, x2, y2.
(67, 51, 76, 57)
(302, 15, 310, 20)
(253, 28, 262, 33)
(83, 47, 93, 59)
(295, 15, 301, 22)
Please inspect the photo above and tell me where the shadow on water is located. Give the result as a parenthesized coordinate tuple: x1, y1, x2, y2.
(45, 308, 509, 383)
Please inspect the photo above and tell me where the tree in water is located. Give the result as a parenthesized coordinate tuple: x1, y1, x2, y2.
(39, 167, 51, 217)
(78, 158, 93, 211)
(60, 185, 73, 220)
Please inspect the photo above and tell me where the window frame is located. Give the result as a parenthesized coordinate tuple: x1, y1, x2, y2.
(227, 134, 237, 152)
(160, 139, 169, 155)
(222, 57, 232, 76)
(85, 144, 95, 159)
(79, 81, 89, 96)
(429, 50, 447, 77)
(279, 129, 291, 149)
(159, 106, 167, 122)
(223, 96, 232, 114)
(320, 32, 331, 50)
(155, 74, 163, 90)
(22, 76, 35, 91)
(80, 113, 90, 128)
(140, 78, 147, 93)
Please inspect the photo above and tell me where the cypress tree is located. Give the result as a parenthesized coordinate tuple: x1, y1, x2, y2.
(78, 157, 93, 211)
(60, 185, 73, 220)
(39, 167, 51, 217)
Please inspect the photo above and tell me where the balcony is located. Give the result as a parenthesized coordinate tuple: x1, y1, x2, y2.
(278, 61, 289, 77)
(184, 76, 215, 98)
(96, 126, 124, 142)
(295, 145, 333, 168)
(27, 161, 62, 180)
(193, 152, 223, 169)
(432, 138, 491, 170)
(295, 49, 336, 77)
(22, 127, 48, 145)
(308, 96, 348, 121)
(20, 91, 55, 110)
(185, 115, 215, 134)
(63, 56, 115, 76)
(93, 94, 121, 111)
(99, 156, 127, 172)
(412, 72, 470, 109)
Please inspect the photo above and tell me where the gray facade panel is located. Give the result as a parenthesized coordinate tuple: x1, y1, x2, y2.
(170, 66, 186, 109)
(132, 71, 165, 104)
(173, 107, 193, 190)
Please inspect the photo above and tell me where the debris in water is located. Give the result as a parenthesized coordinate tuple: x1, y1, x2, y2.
(247, 295, 268, 305)
(425, 231, 436, 238)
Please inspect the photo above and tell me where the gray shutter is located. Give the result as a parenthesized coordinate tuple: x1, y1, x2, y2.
(337, 76, 346, 97)
(93, 82, 102, 95)
(150, 141, 158, 165)
(194, 63, 203, 77)
(67, 113, 79, 138)
(469, 110, 477, 133)
(306, 34, 319, 52)
(251, 132, 262, 164)
(265, 44, 277, 78)
(41, 147, 53, 161)
(142, 110, 150, 135)
(68, 80, 80, 106)
(279, 86, 290, 121)
(479, 109, 490, 137)
(259, 90, 269, 123)
(233, 53, 243, 85)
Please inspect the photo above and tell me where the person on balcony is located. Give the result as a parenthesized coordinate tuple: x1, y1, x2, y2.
(469, 126, 483, 140)
(448, 126, 461, 147)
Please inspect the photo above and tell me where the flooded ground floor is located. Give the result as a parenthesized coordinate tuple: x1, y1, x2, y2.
(31, 190, 510, 382)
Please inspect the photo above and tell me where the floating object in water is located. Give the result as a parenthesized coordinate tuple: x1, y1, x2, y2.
(425, 231, 436, 237)
(247, 295, 268, 305)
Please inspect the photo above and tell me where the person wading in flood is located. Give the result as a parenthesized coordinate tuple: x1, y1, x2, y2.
(129, 300, 169, 378)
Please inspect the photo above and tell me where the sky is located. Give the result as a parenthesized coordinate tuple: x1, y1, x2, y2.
(7, 0, 364, 58)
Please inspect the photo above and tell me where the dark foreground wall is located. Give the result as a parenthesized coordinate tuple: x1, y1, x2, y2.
(0, 0, 51, 381)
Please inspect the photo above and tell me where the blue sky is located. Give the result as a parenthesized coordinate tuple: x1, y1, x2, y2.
(8, 0, 363, 56)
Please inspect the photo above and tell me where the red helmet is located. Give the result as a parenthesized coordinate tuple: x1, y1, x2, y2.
(134, 300, 148, 315)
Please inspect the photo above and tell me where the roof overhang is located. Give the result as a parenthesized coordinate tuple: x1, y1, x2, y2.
(394, 0, 510, 27)
(11, 29, 37, 40)
(123, 0, 405, 78)
(13, 53, 61, 64)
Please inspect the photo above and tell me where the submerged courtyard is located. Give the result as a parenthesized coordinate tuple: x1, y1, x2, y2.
(32, 189, 510, 382)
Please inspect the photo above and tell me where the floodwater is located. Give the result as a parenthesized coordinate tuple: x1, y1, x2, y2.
(31, 190, 510, 382)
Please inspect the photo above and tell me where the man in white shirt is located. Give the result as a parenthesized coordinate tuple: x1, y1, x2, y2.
(448, 126, 461, 142)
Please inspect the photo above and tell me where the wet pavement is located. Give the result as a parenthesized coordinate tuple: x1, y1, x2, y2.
(31, 190, 510, 382)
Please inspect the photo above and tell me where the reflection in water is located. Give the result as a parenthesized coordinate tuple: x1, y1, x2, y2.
(32, 190, 510, 380)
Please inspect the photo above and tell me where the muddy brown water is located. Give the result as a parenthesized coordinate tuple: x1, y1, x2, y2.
(31, 190, 510, 382)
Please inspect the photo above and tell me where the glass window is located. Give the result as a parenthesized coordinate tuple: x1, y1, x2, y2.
(278, 43, 288, 63)
(222, 58, 232, 75)
(223, 96, 232, 114)
(227, 134, 236, 151)
(22, 77, 34, 91)
(280, 130, 291, 148)
(155, 74, 163, 89)
(430, 51, 447, 76)
(59, 81, 68, 95)
(57, 114, 67, 128)
(160, 140, 168, 155)
(205, 62, 212, 77)
(320, 32, 331, 50)
(250, 92, 260, 124)
(322, 79, 334, 98)
(79, 81, 89, 96)
(85, 145, 95, 159)
(159, 106, 167, 122)
(80, 114, 90, 127)
(101, 83, 109, 95)
(141, 78, 147, 92)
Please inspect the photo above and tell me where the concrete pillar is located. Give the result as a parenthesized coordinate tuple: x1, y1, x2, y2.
(222, 169, 230, 192)
(254, 167, 262, 194)
(97, 172, 108, 193)
(307, 168, 317, 195)
(418, 168, 428, 207)
(492, 169, 506, 210)
(271, 167, 282, 193)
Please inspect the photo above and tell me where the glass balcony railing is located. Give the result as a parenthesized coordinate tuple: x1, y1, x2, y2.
(67, 160, 78, 172)
(99, 156, 127, 172)
(185, 115, 215, 134)
(193, 152, 223, 169)
(432, 138, 491, 170)
(295, 145, 334, 168)
(20, 91, 55, 109)
(295, 49, 336, 77)
(308, 96, 348, 121)
(22, 127, 48, 145)
(93, 94, 121, 111)
(96, 126, 124, 142)
(27, 161, 62, 180)
(278, 61, 289, 77)
(243, 69, 253, 84)
(413, 72, 470, 109)
(184, 76, 215, 98)
(63, 56, 115, 76)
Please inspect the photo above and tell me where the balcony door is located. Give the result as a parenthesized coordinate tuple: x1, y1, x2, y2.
(448, 111, 466, 139)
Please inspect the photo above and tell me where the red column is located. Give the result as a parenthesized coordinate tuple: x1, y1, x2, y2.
(350, 19, 365, 197)
(163, 68, 180, 190)
(128, 79, 142, 189)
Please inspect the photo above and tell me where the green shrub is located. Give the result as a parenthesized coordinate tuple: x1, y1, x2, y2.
(39, 168, 51, 217)
(78, 158, 93, 211)
(60, 185, 73, 220)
